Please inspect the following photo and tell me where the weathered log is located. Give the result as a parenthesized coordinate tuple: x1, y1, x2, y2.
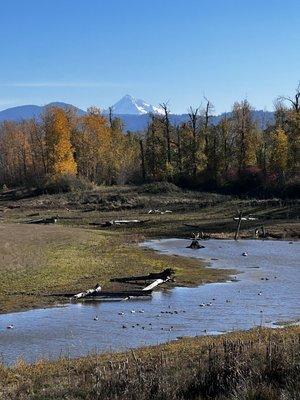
(27, 216, 58, 224)
(92, 219, 150, 228)
(186, 239, 205, 249)
(84, 290, 152, 299)
(110, 268, 175, 283)
(142, 278, 170, 291)
(233, 216, 257, 221)
(74, 284, 102, 299)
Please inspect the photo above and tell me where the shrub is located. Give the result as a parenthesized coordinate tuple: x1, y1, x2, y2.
(44, 174, 95, 194)
(140, 181, 182, 194)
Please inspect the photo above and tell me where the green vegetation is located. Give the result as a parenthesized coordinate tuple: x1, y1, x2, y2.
(1, 327, 299, 400)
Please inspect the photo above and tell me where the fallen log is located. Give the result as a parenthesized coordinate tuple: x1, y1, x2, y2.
(148, 209, 173, 214)
(142, 278, 170, 291)
(27, 216, 58, 224)
(110, 268, 175, 283)
(91, 219, 150, 227)
(74, 284, 102, 299)
(74, 284, 153, 299)
(76, 289, 153, 300)
(233, 216, 258, 221)
(187, 239, 205, 249)
(50, 289, 153, 300)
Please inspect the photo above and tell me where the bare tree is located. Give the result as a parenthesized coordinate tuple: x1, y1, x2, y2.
(108, 106, 113, 127)
(139, 138, 146, 181)
(188, 107, 199, 178)
(278, 82, 300, 113)
(203, 97, 214, 151)
(159, 102, 172, 164)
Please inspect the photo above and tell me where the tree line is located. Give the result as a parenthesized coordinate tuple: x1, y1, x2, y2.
(0, 85, 299, 196)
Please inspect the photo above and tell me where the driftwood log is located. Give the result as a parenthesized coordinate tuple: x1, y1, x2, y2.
(110, 268, 175, 283)
(187, 239, 205, 249)
(187, 233, 205, 249)
(27, 216, 58, 224)
(90, 219, 150, 228)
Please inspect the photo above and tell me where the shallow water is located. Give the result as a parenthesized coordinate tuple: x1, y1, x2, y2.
(0, 239, 299, 365)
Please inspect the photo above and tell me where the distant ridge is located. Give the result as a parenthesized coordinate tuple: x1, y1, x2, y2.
(0, 102, 85, 123)
(0, 98, 274, 131)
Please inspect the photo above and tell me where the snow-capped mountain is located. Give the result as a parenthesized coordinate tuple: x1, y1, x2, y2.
(107, 95, 164, 115)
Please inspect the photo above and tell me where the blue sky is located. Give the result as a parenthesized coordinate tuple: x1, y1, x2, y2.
(0, 0, 299, 113)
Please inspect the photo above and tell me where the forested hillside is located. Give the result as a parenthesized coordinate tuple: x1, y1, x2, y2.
(0, 86, 299, 197)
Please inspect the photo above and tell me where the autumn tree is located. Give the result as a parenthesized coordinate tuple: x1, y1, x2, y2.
(43, 107, 77, 177)
(232, 100, 259, 174)
(276, 84, 300, 175)
(269, 127, 288, 180)
(144, 115, 168, 181)
(73, 107, 110, 183)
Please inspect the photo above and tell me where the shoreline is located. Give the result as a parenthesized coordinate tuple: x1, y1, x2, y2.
(1, 238, 298, 368)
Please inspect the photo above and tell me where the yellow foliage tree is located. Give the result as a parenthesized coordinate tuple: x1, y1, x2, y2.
(73, 108, 111, 183)
(270, 127, 288, 174)
(43, 107, 77, 176)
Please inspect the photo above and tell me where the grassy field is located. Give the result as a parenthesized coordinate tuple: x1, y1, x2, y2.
(0, 223, 233, 314)
(1, 326, 299, 400)
(0, 184, 298, 313)
(2, 184, 299, 240)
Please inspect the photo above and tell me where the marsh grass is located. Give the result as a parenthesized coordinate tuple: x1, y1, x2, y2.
(0, 327, 299, 400)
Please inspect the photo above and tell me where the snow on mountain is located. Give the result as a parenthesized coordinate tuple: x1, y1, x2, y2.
(108, 95, 164, 115)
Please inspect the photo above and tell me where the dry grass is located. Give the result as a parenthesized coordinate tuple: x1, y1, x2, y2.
(2, 185, 299, 240)
(0, 327, 299, 400)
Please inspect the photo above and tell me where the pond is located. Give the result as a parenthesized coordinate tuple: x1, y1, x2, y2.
(0, 239, 299, 365)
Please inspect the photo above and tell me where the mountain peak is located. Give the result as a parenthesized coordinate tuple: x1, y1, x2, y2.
(109, 95, 164, 115)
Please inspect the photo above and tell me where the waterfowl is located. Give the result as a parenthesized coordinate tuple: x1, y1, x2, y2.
(242, 252, 248, 257)
(6, 324, 14, 329)
(93, 316, 99, 321)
